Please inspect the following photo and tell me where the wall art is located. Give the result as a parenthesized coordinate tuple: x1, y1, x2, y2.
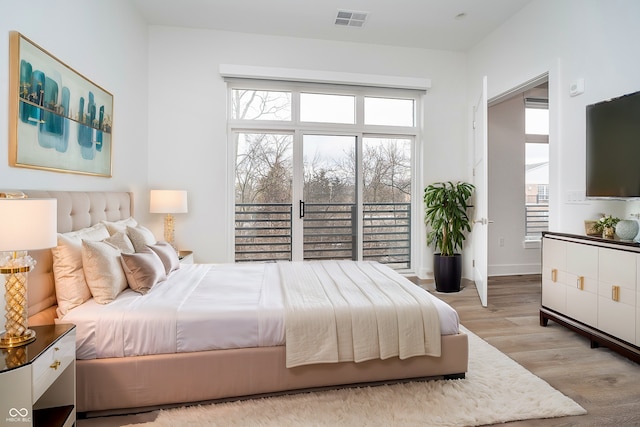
(8, 31, 113, 177)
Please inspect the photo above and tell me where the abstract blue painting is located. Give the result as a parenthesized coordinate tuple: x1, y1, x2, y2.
(9, 32, 113, 177)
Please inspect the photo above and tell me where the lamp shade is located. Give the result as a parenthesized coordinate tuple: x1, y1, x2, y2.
(0, 198, 57, 251)
(150, 190, 188, 214)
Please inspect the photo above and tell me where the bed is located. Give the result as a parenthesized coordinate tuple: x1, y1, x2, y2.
(23, 190, 468, 415)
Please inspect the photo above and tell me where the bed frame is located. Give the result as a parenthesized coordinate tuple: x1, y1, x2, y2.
(23, 190, 469, 415)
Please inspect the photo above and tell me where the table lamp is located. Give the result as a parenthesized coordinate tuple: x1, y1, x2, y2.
(150, 190, 188, 251)
(0, 197, 57, 348)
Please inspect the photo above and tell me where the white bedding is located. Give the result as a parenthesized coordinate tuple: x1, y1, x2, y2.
(281, 261, 441, 367)
(59, 262, 460, 361)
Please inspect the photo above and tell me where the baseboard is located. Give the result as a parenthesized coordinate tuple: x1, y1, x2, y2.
(488, 263, 541, 277)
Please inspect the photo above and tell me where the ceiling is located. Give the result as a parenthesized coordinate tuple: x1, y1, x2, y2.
(131, 0, 532, 52)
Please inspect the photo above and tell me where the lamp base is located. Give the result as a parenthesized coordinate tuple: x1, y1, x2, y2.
(1, 257, 35, 349)
(0, 329, 36, 348)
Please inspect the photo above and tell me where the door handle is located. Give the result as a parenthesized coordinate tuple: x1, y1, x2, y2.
(299, 200, 305, 218)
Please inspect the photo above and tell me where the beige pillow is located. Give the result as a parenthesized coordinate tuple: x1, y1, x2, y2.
(148, 241, 181, 274)
(81, 240, 128, 304)
(52, 223, 110, 317)
(120, 248, 166, 294)
(101, 217, 138, 235)
(104, 231, 135, 254)
(127, 225, 156, 252)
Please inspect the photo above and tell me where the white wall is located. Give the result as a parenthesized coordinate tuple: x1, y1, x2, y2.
(0, 0, 148, 328)
(146, 27, 470, 274)
(0, 0, 150, 216)
(468, 0, 639, 253)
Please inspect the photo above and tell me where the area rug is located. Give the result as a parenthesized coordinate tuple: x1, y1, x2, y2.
(125, 326, 586, 427)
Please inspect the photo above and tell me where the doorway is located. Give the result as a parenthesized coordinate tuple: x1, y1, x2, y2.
(488, 77, 549, 277)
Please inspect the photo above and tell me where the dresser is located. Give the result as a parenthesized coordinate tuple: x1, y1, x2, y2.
(0, 324, 76, 427)
(541, 232, 640, 363)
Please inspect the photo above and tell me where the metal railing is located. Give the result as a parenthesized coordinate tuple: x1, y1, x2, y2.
(235, 204, 292, 262)
(235, 202, 411, 269)
(526, 203, 549, 237)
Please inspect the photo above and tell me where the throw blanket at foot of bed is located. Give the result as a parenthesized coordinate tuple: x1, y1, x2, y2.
(279, 261, 441, 368)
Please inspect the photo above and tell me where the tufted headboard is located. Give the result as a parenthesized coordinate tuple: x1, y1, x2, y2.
(22, 191, 133, 326)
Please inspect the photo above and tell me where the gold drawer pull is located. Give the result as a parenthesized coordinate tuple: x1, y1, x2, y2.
(577, 276, 584, 290)
(551, 269, 557, 282)
(612, 285, 620, 302)
(50, 360, 61, 370)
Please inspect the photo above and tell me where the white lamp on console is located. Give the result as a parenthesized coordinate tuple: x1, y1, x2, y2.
(150, 190, 188, 251)
(0, 197, 57, 348)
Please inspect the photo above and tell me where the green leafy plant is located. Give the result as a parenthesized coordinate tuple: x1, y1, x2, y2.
(593, 214, 620, 233)
(423, 181, 475, 257)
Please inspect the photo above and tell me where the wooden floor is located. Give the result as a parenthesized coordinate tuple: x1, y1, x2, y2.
(431, 275, 640, 426)
(79, 275, 640, 426)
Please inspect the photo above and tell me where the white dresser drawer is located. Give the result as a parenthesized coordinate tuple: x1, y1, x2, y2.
(32, 330, 75, 403)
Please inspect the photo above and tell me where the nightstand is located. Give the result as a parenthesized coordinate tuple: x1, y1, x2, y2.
(179, 250, 194, 264)
(0, 324, 76, 427)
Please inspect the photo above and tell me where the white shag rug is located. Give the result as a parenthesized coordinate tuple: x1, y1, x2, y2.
(125, 327, 586, 427)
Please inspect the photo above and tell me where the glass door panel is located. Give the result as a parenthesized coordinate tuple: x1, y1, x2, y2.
(362, 137, 412, 269)
(302, 135, 356, 260)
(234, 132, 293, 262)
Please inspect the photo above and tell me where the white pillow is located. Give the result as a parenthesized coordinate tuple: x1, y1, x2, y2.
(52, 223, 110, 317)
(104, 231, 135, 254)
(81, 240, 128, 304)
(127, 225, 156, 252)
(121, 248, 166, 294)
(148, 241, 181, 275)
(102, 217, 138, 235)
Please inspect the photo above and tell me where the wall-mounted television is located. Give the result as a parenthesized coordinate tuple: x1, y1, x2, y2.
(586, 90, 640, 198)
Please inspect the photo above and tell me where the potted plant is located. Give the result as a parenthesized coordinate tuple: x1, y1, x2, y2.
(423, 181, 475, 292)
(593, 214, 620, 239)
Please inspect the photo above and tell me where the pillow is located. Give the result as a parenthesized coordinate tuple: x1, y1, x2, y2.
(127, 225, 156, 252)
(104, 231, 135, 254)
(148, 241, 181, 274)
(101, 217, 138, 235)
(120, 248, 166, 294)
(81, 240, 128, 304)
(51, 223, 110, 317)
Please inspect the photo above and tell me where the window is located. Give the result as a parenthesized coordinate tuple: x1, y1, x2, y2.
(300, 93, 355, 124)
(364, 97, 415, 126)
(524, 97, 549, 240)
(229, 82, 421, 271)
(231, 89, 291, 121)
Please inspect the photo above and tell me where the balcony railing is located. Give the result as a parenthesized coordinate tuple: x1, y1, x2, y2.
(235, 204, 292, 262)
(526, 203, 549, 237)
(235, 202, 411, 269)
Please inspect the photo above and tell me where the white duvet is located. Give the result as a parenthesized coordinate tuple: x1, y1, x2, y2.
(59, 262, 460, 362)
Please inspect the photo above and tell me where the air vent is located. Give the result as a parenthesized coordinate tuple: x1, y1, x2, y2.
(335, 10, 368, 27)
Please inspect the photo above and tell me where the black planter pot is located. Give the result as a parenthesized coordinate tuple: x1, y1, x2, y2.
(433, 253, 462, 293)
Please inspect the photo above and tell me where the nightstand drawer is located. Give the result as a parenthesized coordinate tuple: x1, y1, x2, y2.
(32, 330, 75, 402)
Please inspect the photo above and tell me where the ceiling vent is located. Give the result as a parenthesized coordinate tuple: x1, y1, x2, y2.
(335, 10, 368, 27)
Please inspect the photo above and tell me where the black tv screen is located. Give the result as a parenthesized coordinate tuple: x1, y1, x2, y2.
(586, 90, 640, 198)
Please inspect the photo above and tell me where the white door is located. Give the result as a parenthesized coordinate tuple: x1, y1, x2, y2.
(472, 76, 489, 307)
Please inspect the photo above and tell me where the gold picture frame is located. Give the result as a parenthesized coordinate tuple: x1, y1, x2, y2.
(8, 31, 113, 177)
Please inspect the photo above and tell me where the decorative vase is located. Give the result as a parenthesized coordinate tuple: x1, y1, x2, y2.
(602, 227, 615, 239)
(615, 219, 639, 241)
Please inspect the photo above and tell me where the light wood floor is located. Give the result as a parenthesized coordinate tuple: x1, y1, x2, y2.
(431, 275, 640, 426)
(78, 275, 640, 426)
